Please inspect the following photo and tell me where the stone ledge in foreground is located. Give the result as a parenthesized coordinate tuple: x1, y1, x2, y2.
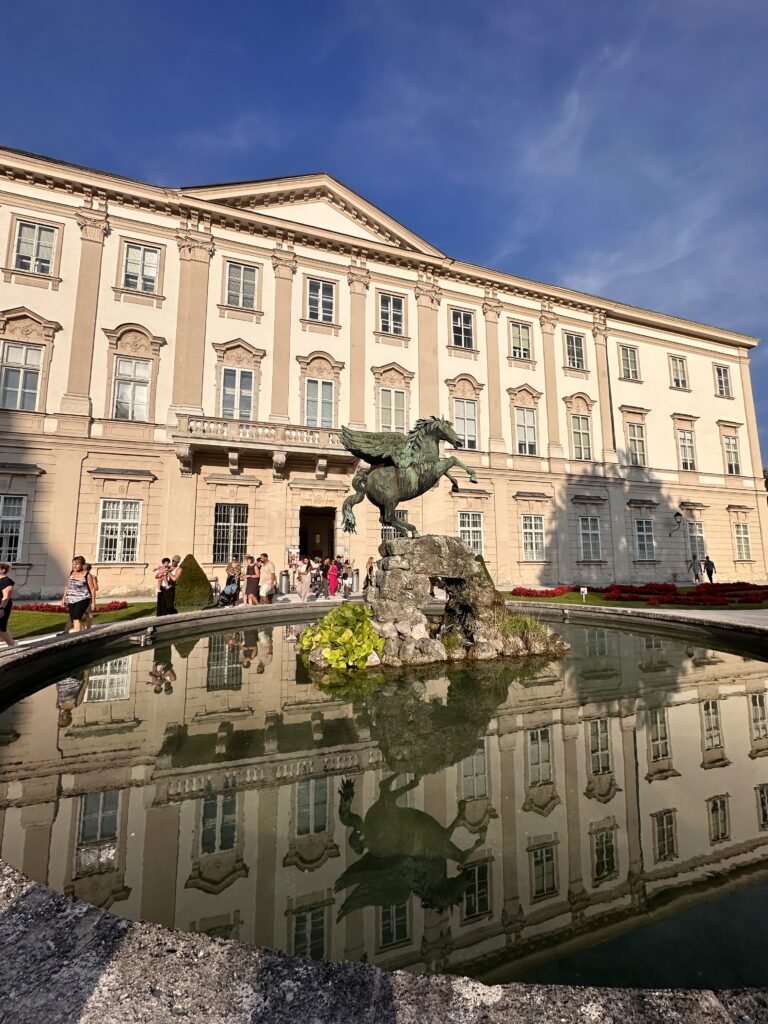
(1, 861, 766, 1024)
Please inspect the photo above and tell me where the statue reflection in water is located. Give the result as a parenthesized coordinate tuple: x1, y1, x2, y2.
(336, 774, 486, 919)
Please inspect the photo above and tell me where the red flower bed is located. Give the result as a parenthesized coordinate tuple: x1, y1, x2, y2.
(14, 601, 129, 613)
(510, 585, 578, 598)
(695, 582, 763, 593)
(648, 595, 729, 607)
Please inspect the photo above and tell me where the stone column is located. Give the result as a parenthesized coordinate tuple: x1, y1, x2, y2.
(620, 707, 646, 907)
(347, 266, 370, 428)
(738, 351, 768, 575)
(170, 232, 214, 416)
(415, 282, 442, 418)
(60, 206, 110, 417)
(539, 300, 564, 462)
(562, 715, 587, 917)
(483, 297, 505, 453)
(140, 803, 180, 928)
(498, 731, 523, 941)
(592, 310, 618, 466)
(21, 802, 57, 885)
(269, 249, 298, 423)
(253, 787, 279, 948)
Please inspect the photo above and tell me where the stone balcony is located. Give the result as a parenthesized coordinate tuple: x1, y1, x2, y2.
(171, 414, 354, 476)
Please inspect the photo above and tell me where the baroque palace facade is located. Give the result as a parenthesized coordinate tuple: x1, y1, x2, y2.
(0, 145, 766, 596)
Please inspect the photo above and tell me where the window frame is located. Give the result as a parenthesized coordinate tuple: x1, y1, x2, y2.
(378, 291, 406, 337)
(677, 427, 697, 472)
(570, 413, 593, 461)
(225, 261, 258, 311)
(461, 745, 488, 800)
(564, 331, 587, 371)
(111, 354, 151, 422)
(634, 519, 655, 561)
(707, 794, 730, 844)
(103, 324, 165, 424)
(450, 307, 475, 350)
(713, 363, 733, 399)
(0, 339, 43, 411)
(463, 860, 491, 918)
(515, 406, 538, 456)
(723, 434, 741, 476)
(589, 718, 611, 775)
(509, 320, 533, 361)
(220, 365, 255, 420)
(453, 397, 478, 450)
(96, 498, 142, 563)
(579, 515, 601, 561)
(627, 421, 647, 467)
(305, 277, 337, 325)
(686, 520, 706, 560)
(379, 902, 410, 949)
(528, 726, 553, 786)
(212, 502, 248, 564)
(292, 904, 326, 960)
(458, 511, 483, 555)
(380, 386, 406, 433)
(652, 809, 677, 862)
(305, 377, 335, 428)
(4, 213, 64, 288)
(201, 789, 237, 855)
(530, 842, 558, 900)
(734, 521, 752, 561)
(521, 513, 545, 561)
(122, 241, 161, 294)
(618, 344, 640, 381)
(0, 494, 26, 563)
(668, 354, 689, 390)
(591, 824, 617, 883)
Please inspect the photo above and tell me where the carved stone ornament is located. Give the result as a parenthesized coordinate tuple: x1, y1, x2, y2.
(539, 297, 557, 331)
(175, 444, 193, 476)
(104, 323, 166, 356)
(76, 209, 110, 243)
(445, 373, 484, 401)
(0, 306, 62, 343)
(271, 249, 298, 279)
(507, 384, 542, 408)
(584, 773, 622, 803)
(282, 834, 340, 872)
(563, 392, 595, 415)
(592, 309, 608, 339)
(228, 451, 240, 475)
(272, 450, 287, 481)
(347, 266, 370, 293)
(371, 361, 415, 387)
(212, 339, 266, 370)
(176, 232, 215, 262)
(482, 297, 503, 321)
(522, 783, 561, 816)
(414, 282, 442, 309)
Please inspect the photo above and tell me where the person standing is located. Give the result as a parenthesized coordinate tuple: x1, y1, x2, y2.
(703, 554, 716, 584)
(158, 556, 183, 615)
(259, 553, 276, 604)
(56, 670, 89, 728)
(84, 563, 99, 629)
(0, 563, 16, 648)
(362, 556, 375, 592)
(223, 556, 243, 605)
(689, 555, 702, 584)
(320, 557, 331, 599)
(243, 554, 260, 606)
(328, 556, 341, 597)
(61, 556, 97, 633)
(296, 556, 311, 602)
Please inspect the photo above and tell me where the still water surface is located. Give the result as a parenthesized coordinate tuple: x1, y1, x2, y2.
(1, 621, 767, 987)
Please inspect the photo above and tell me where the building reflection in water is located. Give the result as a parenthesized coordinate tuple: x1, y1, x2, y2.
(1, 623, 767, 982)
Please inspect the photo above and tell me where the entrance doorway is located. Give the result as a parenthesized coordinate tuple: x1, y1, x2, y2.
(299, 507, 336, 560)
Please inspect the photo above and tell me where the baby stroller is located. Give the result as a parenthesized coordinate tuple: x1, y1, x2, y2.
(215, 579, 240, 608)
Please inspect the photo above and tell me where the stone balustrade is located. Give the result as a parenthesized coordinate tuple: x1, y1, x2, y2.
(174, 414, 346, 452)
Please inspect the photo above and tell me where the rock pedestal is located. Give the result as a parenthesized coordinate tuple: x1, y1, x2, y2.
(367, 535, 567, 666)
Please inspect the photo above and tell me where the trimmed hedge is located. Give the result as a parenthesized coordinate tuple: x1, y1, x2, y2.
(175, 554, 213, 609)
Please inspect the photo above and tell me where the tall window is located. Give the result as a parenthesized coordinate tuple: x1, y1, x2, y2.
(531, 844, 557, 898)
(670, 355, 689, 389)
(648, 708, 670, 761)
(221, 367, 253, 420)
(510, 322, 531, 359)
(297, 778, 328, 835)
(307, 279, 335, 323)
(201, 788, 237, 854)
(529, 727, 552, 785)
(585, 628, 608, 659)
(707, 795, 730, 844)
(464, 862, 490, 916)
(565, 333, 585, 369)
(381, 903, 409, 947)
(571, 414, 592, 460)
(619, 345, 639, 380)
(687, 521, 706, 560)
(451, 309, 474, 348)
(579, 516, 601, 560)
(756, 784, 768, 830)
(678, 428, 696, 471)
(0, 495, 25, 562)
(516, 407, 537, 455)
(379, 293, 404, 335)
(634, 519, 655, 561)
(123, 243, 159, 293)
(751, 694, 768, 740)
(627, 422, 647, 467)
(380, 388, 405, 433)
(724, 435, 741, 475)
(14, 220, 56, 275)
(213, 503, 248, 563)
(453, 398, 477, 449)
(85, 657, 130, 701)
(112, 356, 150, 421)
(381, 509, 407, 542)
(734, 522, 752, 560)
(294, 906, 325, 959)
(715, 365, 732, 398)
(589, 719, 611, 775)
(76, 790, 119, 875)
(593, 828, 616, 881)
(521, 514, 545, 561)
(458, 511, 483, 554)
(652, 809, 677, 861)
(462, 746, 487, 799)
(97, 499, 141, 562)
(0, 341, 42, 411)
(226, 262, 257, 309)
(206, 633, 243, 691)
(702, 699, 722, 750)
(305, 378, 334, 428)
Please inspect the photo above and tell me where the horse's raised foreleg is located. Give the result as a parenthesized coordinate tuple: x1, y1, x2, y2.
(445, 470, 460, 492)
(381, 504, 418, 538)
(447, 456, 478, 485)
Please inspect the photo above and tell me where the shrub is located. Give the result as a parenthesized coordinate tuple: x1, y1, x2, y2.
(299, 603, 385, 673)
(175, 554, 213, 610)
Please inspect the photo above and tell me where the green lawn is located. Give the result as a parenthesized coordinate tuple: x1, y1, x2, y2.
(10, 602, 157, 640)
(503, 591, 768, 610)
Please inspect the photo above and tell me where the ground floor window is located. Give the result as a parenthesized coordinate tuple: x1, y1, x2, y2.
(97, 499, 141, 563)
(458, 511, 483, 554)
(201, 788, 237, 854)
(634, 519, 655, 561)
(579, 516, 601, 560)
(380, 903, 409, 947)
(293, 906, 325, 959)
(213, 502, 248, 563)
(0, 495, 25, 562)
(206, 633, 243, 691)
(687, 521, 706, 560)
(380, 509, 407, 543)
(76, 789, 119, 875)
(521, 513, 544, 561)
(592, 827, 616, 881)
(85, 657, 130, 701)
(652, 809, 677, 861)
(707, 795, 729, 844)
(734, 522, 752, 560)
(531, 843, 557, 898)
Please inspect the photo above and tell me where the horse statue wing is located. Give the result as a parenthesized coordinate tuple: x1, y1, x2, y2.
(340, 426, 413, 469)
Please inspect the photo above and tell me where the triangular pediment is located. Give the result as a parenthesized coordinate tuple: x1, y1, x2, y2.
(181, 173, 444, 257)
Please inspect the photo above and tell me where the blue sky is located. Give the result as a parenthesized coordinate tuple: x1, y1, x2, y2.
(5, 0, 767, 459)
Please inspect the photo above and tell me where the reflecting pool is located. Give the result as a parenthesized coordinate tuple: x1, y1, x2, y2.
(1, 621, 767, 987)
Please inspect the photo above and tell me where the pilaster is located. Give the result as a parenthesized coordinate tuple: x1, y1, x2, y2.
(483, 297, 505, 453)
(620, 710, 646, 906)
(269, 248, 298, 423)
(169, 231, 215, 417)
(539, 300, 564, 463)
(140, 803, 180, 927)
(562, 716, 587, 916)
(738, 351, 768, 575)
(60, 205, 110, 417)
(498, 731, 523, 939)
(415, 280, 442, 417)
(347, 265, 370, 428)
(592, 310, 618, 465)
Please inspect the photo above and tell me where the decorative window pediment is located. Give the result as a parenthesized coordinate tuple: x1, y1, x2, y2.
(0, 306, 62, 343)
(562, 391, 595, 414)
(507, 383, 542, 408)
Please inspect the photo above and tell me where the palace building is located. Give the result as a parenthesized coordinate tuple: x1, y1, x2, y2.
(0, 145, 766, 596)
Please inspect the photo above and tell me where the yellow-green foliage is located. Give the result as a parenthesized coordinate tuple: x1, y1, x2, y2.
(299, 603, 385, 672)
(489, 608, 546, 640)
